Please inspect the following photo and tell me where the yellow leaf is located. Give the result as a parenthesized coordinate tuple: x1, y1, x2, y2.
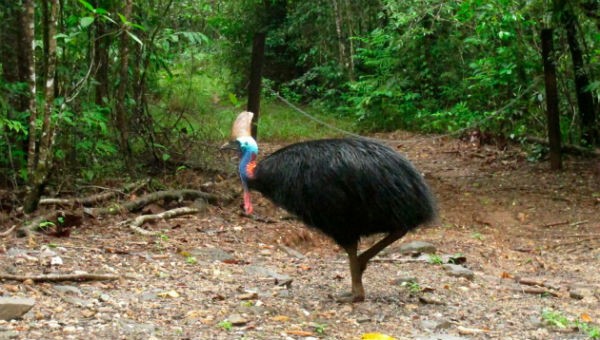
(581, 313, 593, 323)
(285, 330, 313, 336)
(180, 250, 191, 257)
(271, 315, 290, 322)
(157, 290, 180, 298)
(361, 332, 397, 340)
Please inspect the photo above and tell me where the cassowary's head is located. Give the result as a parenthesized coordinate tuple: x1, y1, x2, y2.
(222, 111, 258, 215)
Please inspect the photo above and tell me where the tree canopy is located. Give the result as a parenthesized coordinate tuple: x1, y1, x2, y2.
(0, 0, 599, 209)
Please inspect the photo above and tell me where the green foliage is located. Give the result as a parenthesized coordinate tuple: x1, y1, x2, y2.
(541, 309, 600, 339)
(427, 254, 444, 265)
(400, 280, 422, 293)
(217, 320, 233, 331)
(185, 256, 198, 265)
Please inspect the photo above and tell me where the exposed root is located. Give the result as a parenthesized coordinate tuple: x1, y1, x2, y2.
(39, 178, 150, 207)
(127, 206, 200, 236)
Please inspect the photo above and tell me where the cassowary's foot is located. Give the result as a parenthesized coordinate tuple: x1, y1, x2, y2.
(334, 291, 365, 303)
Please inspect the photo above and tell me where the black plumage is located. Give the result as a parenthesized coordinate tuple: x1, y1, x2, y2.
(226, 111, 436, 302)
(249, 138, 435, 247)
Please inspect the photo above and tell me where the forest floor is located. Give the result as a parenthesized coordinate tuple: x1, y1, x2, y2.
(1, 131, 599, 340)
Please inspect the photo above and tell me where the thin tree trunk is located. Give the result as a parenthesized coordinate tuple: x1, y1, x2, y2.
(94, 16, 109, 105)
(541, 28, 562, 170)
(247, 32, 266, 139)
(24, 0, 59, 213)
(331, 0, 347, 73)
(559, 1, 597, 145)
(23, 0, 37, 177)
(115, 0, 133, 157)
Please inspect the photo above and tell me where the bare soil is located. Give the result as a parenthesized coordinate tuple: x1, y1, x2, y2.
(1, 132, 599, 340)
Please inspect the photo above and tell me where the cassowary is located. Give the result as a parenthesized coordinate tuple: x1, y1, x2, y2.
(223, 111, 436, 302)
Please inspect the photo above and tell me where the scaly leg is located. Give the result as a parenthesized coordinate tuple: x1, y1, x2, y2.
(342, 242, 365, 302)
(357, 229, 408, 273)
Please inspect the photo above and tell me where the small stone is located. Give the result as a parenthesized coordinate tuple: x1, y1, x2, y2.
(393, 277, 418, 285)
(568, 285, 594, 300)
(357, 316, 371, 323)
(442, 264, 474, 280)
(238, 292, 258, 300)
(228, 313, 248, 326)
(190, 247, 235, 262)
(53, 285, 82, 296)
(63, 326, 77, 333)
(0, 330, 19, 339)
(245, 265, 293, 287)
(397, 241, 437, 254)
(99, 294, 111, 302)
(50, 256, 63, 266)
(0, 297, 36, 321)
(39, 248, 57, 258)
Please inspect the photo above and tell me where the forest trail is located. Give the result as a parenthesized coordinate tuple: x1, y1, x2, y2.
(1, 131, 599, 339)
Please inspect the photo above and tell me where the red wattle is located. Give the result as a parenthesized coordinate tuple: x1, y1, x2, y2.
(243, 191, 253, 214)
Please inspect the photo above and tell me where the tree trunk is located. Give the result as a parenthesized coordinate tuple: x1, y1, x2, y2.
(94, 15, 110, 106)
(23, 0, 37, 178)
(559, 1, 598, 145)
(24, 0, 59, 213)
(331, 0, 347, 72)
(541, 28, 562, 170)
(115, 0, 133, 157)
(247, 32, 266, 139)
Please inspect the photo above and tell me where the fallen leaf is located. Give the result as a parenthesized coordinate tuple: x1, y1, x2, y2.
(501, 271, 513, 279)
(581, 313, 593, 323)
(271, 315, 290, 322)
(285, 330, 314, 336)
(361, 332, 397, 340)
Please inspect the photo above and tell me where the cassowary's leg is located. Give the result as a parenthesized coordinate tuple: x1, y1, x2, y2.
(342, 242, 365, 302)
(357, 229, 408, 272)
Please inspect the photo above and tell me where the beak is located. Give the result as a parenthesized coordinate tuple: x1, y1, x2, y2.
(220, 140, 240, 151)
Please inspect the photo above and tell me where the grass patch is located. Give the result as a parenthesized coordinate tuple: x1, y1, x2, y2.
(541, 309, 599, 339)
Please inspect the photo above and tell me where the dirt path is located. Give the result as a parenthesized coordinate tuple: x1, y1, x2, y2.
(1, 133, 599, 340)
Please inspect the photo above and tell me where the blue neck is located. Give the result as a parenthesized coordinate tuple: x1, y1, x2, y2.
(239, 150, 256, 188)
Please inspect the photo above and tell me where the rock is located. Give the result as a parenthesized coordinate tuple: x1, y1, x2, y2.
(53, 285, 82, 296)
(99, 294, 111, 302)
(568, 285, 595, 300)
(0, 330, 19, 339)
(393, 277, 418, 285)
(63, 297, 95, 308)
(118, 319, 156, 335)
(190, 247, 235, 262)
(50, 256, 63, 266)
(0, 297, 35, 320)
(397, 241, 437, 254)
(442, 264, 474, 280)
(245, 265, 293, 287)
(228, 313, 248, 326)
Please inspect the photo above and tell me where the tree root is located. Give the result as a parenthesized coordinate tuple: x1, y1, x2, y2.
(127, 206, 199, 236)
(13, 188, 231, 237)
(84, 189, 222, 216)
(0, 225, 18, 237)
(39, 178, 150, 207)
(0, 272, 121, 282)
